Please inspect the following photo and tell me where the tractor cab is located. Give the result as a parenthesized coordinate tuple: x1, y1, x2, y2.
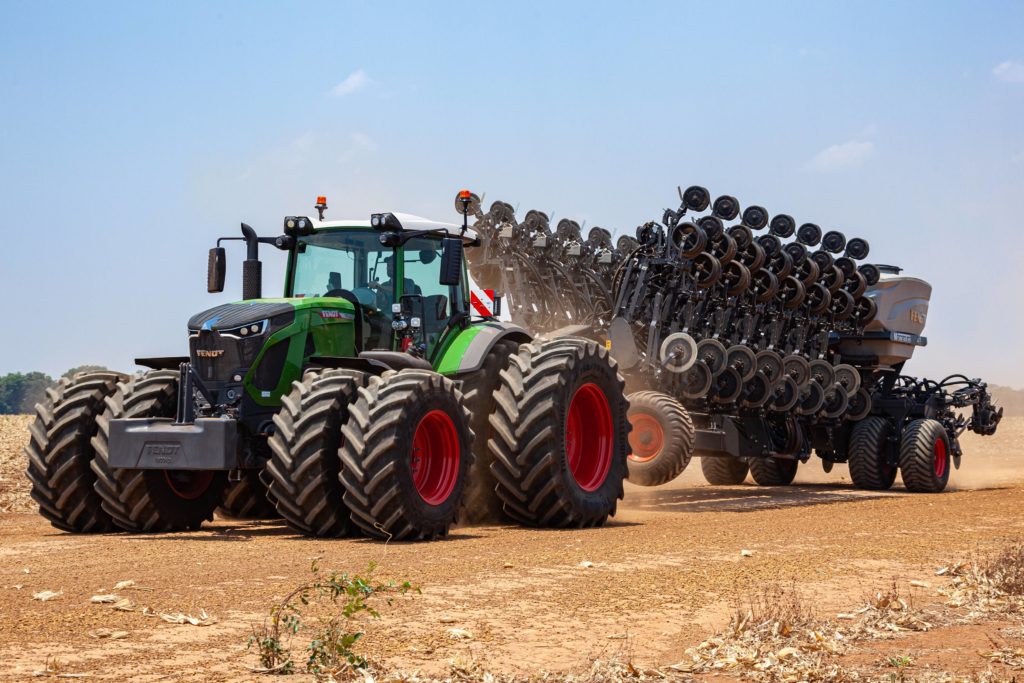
(284, 212, 476, 360)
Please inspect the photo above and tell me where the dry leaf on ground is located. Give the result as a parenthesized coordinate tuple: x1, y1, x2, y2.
(88, 629, 129, 640)
(32, 590, 63, 601)
(159, 609, 215, 626)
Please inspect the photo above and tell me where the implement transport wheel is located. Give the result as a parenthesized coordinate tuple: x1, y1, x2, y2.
(626, 391, 695, 487)
(339, 370, 472, 541)
(848, 416, 897, 490)
(265, 369, 367, 537)
(218, 470, 279, 520)
(700, 456, 749, 485)
(490, 338, 629, 528)
(91, 370, 227, 532)
(25, 371, 128, 533)
(749, 457, 798, 486)
(899, 419, 952, 493)
(460, 339, 521, 524)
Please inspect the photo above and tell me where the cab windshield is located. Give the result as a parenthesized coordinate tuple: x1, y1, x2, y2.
(290, 230, 395, 349)
(290, 230, 389, 306)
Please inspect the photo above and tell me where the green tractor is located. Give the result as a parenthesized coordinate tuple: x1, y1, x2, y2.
(25, 192, 630, 540)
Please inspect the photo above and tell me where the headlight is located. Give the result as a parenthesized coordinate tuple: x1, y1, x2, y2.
(221, 319, 268, 338)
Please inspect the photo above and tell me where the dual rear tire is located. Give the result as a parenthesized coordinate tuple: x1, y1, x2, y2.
(489, 339, 630, 528)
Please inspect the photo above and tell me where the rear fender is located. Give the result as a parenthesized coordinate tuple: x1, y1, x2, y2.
(434, 322, 531, 376)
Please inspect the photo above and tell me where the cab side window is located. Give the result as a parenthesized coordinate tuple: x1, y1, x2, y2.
(402, 238, 451, 351)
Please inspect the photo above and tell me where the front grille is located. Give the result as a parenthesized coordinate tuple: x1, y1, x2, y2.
(190, 331, 264, 382)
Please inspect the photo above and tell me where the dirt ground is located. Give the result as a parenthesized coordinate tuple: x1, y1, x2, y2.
(1, 415, 1022, 681)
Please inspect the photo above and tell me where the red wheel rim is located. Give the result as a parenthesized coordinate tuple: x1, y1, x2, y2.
(565, 383, 614, 492)
(411, 410, 460, 506)
(933, 436, 948, 478)
(163, 470, 214, 500)
(628, 413, 663, 463)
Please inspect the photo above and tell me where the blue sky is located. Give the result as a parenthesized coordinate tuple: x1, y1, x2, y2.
(1, 1, 1023, 386)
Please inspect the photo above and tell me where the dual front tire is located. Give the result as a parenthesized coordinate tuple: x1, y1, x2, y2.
(27, 370, 232, 533)
(265, 368, 472, 541)
(338, 370, 473, 541)
(25, 371, 128, 532)
(91, 370, 228, 532)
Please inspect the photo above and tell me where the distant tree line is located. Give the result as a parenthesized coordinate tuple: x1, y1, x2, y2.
(0, 365, 111, 415)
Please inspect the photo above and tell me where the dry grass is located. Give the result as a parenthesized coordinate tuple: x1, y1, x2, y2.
(671, 582, 941, 682)
(940, 541, 1024, 615)
(376, 654, 669, 683)
(369, 546, 1024, 682)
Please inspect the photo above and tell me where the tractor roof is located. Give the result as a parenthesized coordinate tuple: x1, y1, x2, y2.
(310, 213, 478, 243)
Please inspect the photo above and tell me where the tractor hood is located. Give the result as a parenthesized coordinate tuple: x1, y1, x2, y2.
(186, 298, 359, 408)
(187, 298, 358, 334)
(188, 301, 297, 333)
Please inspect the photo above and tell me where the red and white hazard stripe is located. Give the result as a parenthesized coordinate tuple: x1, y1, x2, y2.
(470, 288, 495, 317)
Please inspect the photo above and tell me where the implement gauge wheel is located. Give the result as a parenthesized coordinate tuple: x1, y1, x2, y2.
(749, 457, 798, 486)
(848, 416, 897, 490)
(626, 391, 694, 487)
(490, 338, 629, 528)
(899, 419, 952, 493)
(338, 369, 472, 540)
(91, 370, 227, 532)
(700, 456, 749, 485)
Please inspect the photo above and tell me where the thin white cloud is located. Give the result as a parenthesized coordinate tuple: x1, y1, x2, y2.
(993, 60, 1024, 83)
(350, 132, 376, 150)
(807, 140, 874, 171)
(337, 132, 377, 164)
(330, 69, 371, 97)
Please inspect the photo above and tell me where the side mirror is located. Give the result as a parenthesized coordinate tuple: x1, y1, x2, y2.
(439, 238, 462, 286)
(207, 247, 226, 293)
